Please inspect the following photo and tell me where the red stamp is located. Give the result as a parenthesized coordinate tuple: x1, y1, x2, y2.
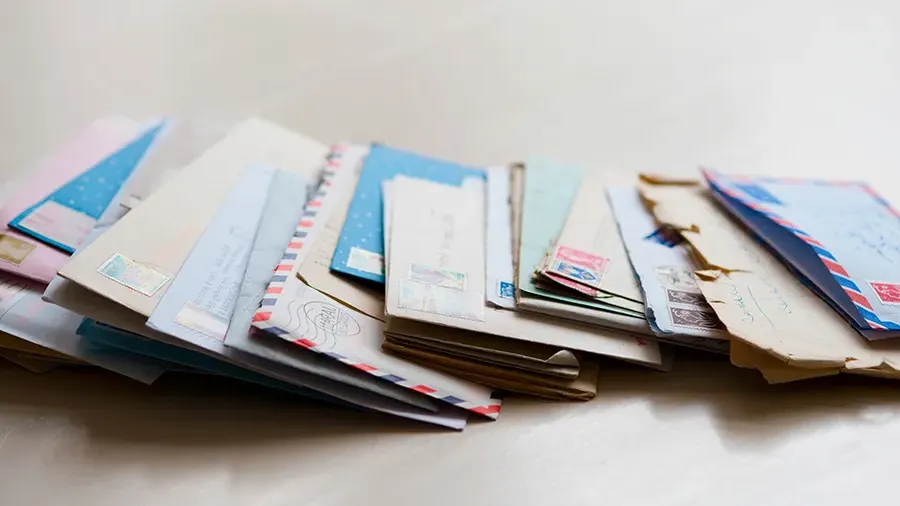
(545, 245, 610, 290)
(868, 281, 900, 305)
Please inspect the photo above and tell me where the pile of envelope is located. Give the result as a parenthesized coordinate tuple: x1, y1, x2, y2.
(3, 116, 900, 430)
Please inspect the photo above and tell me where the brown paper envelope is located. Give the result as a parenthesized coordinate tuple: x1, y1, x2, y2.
(59, 118, 329, 317)
(639, 180, 900, 380)
(382, 338, 598, 401)
(0, 331, 77, 361)
(383, 321, 579, 378)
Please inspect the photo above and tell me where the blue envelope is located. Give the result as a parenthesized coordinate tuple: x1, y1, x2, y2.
(8, 121, 166, 253)
(330, 145, 484, 284)
(704, 169, 900, 340)
(77, 319, 339, 402)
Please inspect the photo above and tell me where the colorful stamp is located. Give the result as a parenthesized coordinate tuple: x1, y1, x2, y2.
(97, 253, 170, 296)
(0, 234, 36, 265)
(347, 247, 384, 276)
(408, 264, 466, 290)
(545, 245, 610, 290)
(868, 281, 900, 306)
(399, 279, 485, 322)
(498, 281, 515, 299)
(669, 307, 725, 330)
(541, 271, 602, 298)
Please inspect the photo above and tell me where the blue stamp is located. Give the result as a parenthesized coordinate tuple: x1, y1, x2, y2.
(498, 281, 515, 299)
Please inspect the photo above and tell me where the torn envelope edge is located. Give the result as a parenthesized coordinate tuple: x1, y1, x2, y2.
(638, 176, 900, 379)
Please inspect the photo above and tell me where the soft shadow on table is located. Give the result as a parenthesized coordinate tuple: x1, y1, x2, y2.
(509, 348, 900, 452)
(1, 349, 898, 453)
(0, 363, 457, 450)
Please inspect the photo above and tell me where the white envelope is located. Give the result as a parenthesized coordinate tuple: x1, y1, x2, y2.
(385, 176, 662, 367)
(485, 166, 516, 309)
(58, 118, 329, 317)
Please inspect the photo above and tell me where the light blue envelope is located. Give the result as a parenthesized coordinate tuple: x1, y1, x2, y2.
(705, 170, 900, 340)
(330, 145, 484, 284)
(222, 170, 438, 412)
(77, 319, 339, 403)
(607, 186, 730, 354)
(9, 121, 166, 253)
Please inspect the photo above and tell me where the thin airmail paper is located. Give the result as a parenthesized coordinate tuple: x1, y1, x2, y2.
(59, 118, 329, 317)
(0, 117, 144, 283)
(224, 163, 445, 412)
(386, 175, 662, 367)
(485, 166, 516, 309)
(704, 170, 900, 340)
(9, 122, 165, 253)
(331, 145, 484, 285)
(132, 161, 461, 426)
(290, 145, 388, 321)
(607, 186, 730, 354)
(640, 182, 900, 380)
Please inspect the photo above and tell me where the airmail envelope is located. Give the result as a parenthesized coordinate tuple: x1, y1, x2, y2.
(639, 181, 900, 379)
(0, 116, 143, 282)
(58, 118, 329, 317)
(703, 170, 900, 340)
(385, 176, 661, 367)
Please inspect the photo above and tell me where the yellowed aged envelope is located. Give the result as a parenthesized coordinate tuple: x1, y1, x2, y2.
(385, 176, 662, 367)
(59, 118, 329, 317)
(640, 181, 900, 379)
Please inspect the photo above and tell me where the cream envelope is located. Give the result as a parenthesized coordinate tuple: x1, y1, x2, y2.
(58, 118, 329, 317)
(538, 174, 645, 314)
(385, 176, 662, 367)
(639, 181, 900, 379)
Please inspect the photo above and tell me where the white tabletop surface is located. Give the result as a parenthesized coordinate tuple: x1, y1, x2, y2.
(2, 1, 900, 505)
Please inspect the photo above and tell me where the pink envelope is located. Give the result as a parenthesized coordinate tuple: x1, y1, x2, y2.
(0, 117, 143, 283)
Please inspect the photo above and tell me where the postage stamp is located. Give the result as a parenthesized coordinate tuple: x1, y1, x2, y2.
(868, 281, 900, 306)
(0, 234, 36, 265)
(668, 307, 725, 330)
(498, 280, 515, 299)
(408, 263, 466, 290)
(97, 252, 170, 296)
(665, 289, 709, 307)
(545, 245, 610, 290)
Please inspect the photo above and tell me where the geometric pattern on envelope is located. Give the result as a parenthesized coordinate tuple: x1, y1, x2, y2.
(251, 144, 501, 419)
(703, 169, 900, 331)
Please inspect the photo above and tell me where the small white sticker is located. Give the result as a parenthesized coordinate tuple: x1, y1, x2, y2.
(347, 247, 384, 276)
(174, 301, 229, 340)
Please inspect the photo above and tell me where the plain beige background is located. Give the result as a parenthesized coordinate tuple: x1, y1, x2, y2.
(2, 1, 900, 505)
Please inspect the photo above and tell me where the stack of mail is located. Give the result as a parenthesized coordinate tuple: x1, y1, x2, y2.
(11, 110, 900, 431)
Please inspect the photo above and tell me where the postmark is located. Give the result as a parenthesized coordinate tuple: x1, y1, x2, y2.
(347, 246, 384, 276)
(545, 245, 610, 290)
(669, 307, 726, 330)
(304, 301, 361, 336)
(97, 252, 170, 296)
(399, 279, 485, 322)
(408, 263, 466, 290)
(654, 265, 699, 291)
(0, 234, 36, 265)
(868, 281, 900, 306)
